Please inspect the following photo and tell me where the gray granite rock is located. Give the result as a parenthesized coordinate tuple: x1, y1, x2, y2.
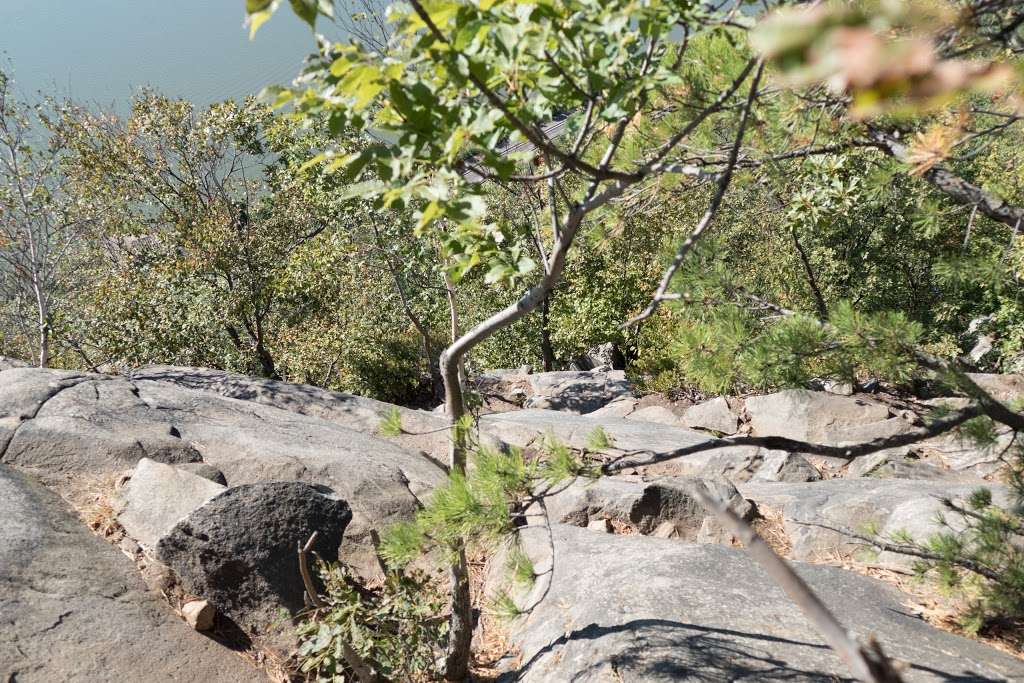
(626, 405, 683, 426)
(543, 475, 753, 541)
(481, 409, 766, 481)
(750, 450, 821, 483)
(131, 364, 451, 465)
(745, 390, 892, 443)
(117, 458, 226, 548)
(156, 481, 351, 646)
(0, 355, 28, 371)
(494, 524, 1024, 682)
(0, 367, 446, 577)
(175, 461, 229, 485)
(682, 396, 739, 435)
(524, 370, 634, 413)
(966, 372, 1024, 402)
(738, 478, 1009, 569)
(0, 465, 259, 682)
(586, 396, 639, 419)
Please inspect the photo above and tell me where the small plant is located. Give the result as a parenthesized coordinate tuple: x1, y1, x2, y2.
(506, 545, 536, 587)
(296, 563, 447, 682)
(378, 406, 404, 437)
(585, 426, 614, 451)
(913, 484, 1024, 635)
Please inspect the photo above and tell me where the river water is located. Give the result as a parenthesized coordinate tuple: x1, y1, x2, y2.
(0, 0, 333, 108)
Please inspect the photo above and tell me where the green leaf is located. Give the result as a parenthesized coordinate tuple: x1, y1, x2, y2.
(289, 0, 319, 28)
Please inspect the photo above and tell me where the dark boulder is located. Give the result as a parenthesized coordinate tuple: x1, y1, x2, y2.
(156, 482, 352, 644)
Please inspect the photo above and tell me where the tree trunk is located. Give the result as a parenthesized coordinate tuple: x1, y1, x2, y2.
(540, 293, 555, 371)
(791, 226, 828, 320)
(254, 336, 277, 379)
(438, 345, 473, 681)
(32, 279, 49, 368)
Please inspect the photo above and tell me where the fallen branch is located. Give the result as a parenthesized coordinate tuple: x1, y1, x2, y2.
(601, 404, 980, 474)
(298, 531, 386, 683)
(693, 485, 905, 683)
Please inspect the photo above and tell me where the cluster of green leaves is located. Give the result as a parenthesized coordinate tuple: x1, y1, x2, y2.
(297, 563, 447, 681)
(255, 0, 723, 287)
(25, 91, 444, 401)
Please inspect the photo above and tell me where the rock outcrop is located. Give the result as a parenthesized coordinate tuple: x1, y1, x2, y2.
(682, 396, 740, 434)
(4, 362, 1023, 681)
(470, 368, 634, 414)
(543, 475, 753, 541)
(738, 478, 1011, 569)
(0, 366, 446, 577)
(745, 389, 896, 444)
(118, 458, 227, 548)
(131, 364, 451, 463)
(0, 354, 28, 370)
(493, 524, 1024, 682)
(0, 465, 259, 682)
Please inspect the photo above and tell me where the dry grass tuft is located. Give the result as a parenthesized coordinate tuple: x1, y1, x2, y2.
(751, 506, 792, 557)
(468, 547, 520, 681)
(63, 472, 125, 540)
(608, 518, 639, 536)
(802, 548, 1024, 661)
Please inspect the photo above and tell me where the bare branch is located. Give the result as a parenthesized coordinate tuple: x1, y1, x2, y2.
(602, 404, 981, 473)
(792, 519, 1002, 581)
(625, 62, 765, 328)
(693, 485, 905, 683)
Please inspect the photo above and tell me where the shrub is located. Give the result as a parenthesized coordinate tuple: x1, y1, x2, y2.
(296, 563, 447, 682)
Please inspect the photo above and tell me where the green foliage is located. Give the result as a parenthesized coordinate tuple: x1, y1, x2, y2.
(381, 445, 536, 568)
(541, 434, 596, 484)
(486, 591, 525, 621)
(380, 437, 596, 569)
(297, 562, 446, 681)
(585, 426, 613, 451)
(378, 406, 404, 437)
(915, 482, 1024, 634)
(506, 544, 536, 587)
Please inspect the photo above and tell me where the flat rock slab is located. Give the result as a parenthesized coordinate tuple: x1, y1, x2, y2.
(118, 458, 227, 548)
(498, 524, 1024, 682)
(481, 409, 766, 480)
(156, 481, 351, 644)
(966, 373, 1024, 402)
(131, 365, 452, 465)
(0, 355, 28, 370)
(682, 396, 739, 434)
(745, 389, 895, 443)
(524, 370, 633, 413)
(738, 478, 1011, 568)
(0, 465, 260, 682)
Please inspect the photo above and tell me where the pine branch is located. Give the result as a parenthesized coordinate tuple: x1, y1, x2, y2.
(791, 520, 1003, 582)
(870, 129, 1024, 229)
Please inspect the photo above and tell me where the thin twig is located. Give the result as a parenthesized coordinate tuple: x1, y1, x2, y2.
(791, 519, 1001, 581)
(298, 531, 325, 608)
(624, 62, 765, 328)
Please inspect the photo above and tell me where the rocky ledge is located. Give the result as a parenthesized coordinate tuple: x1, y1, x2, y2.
(2, 360, 1022, 681)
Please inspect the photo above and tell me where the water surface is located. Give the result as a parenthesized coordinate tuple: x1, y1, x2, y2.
(0, 0, 329, 107)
